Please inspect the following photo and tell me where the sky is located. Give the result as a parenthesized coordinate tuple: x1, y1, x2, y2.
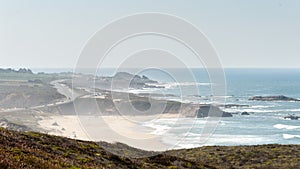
(0, 0, 300, 69)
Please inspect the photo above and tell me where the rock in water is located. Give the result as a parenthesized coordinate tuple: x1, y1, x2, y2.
(249, 95, 299, 101)
(197, 105, 232, 118)
(241, 112, 250, 115)
(284, 114, 299, 120)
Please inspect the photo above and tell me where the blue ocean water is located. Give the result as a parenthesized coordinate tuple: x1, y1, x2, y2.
(138, 68, 300, 148)
(33, 68, 300, 148)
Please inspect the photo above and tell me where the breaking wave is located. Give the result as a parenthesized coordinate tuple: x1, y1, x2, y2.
(274, 124, 300, 130)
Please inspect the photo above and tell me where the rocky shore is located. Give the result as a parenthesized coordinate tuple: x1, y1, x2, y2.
(249, 95, 299, 101)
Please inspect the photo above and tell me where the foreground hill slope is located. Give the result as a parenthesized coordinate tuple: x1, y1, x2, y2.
(0, 127, 206, 169)
(0, 127, 300, 169)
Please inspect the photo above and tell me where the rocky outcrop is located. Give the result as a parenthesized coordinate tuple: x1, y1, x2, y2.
(52, 93, 231, 118)
(284, 114, 299, 120)
(241, 112, 250, 115)
(113, 72, 164, 89)
(223, 104, 249, 108)
(79, 72, 164, 90)
(197, 105, 233, 118)
(0, 68, 33, 74)
(249, 95, 299, 101)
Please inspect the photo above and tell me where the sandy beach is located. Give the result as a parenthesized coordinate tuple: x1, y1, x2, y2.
(38, 115, 177, 151)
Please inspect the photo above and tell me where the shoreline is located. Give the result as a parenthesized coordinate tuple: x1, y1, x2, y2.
(38, 114, 180, 151)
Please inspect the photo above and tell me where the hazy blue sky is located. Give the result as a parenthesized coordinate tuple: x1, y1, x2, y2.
(0, 0, 300, 68)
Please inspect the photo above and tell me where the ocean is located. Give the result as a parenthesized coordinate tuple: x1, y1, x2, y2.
(33, 68, 300, 148)
(137, 68, 300, 148)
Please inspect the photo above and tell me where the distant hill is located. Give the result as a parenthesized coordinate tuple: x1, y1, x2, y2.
(0, 127, 300, 169)
(0, 68, 71, 82)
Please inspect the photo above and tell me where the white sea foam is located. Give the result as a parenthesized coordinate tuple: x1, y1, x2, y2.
(279, 108, 300, 112)
(274, 124, 300, 130)
(214, 95, 234, 99)
(283, 134, 300, 139)
(110, 88, 155, 94)
(251, 105, 274, 108)
(128, 88, 160, 94)
(143, 123, 171, 135)
(209, 134, 268, 144)
(146, 82, 211, 89)
(224, 108, 300, 113)
(175, 134, 270, 148)
(143, 118, 208, 136)
(224, 108, 273, 113)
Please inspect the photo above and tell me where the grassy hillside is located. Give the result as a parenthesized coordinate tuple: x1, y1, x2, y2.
(0, 127, 300, 169)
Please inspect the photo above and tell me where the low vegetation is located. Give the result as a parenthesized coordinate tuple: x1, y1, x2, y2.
(0, 127, 300, 168)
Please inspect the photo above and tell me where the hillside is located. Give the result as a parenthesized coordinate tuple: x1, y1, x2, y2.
(0, 127, 206, 169)
(0, 128, 300, 169)
(0, 81, 65, 109)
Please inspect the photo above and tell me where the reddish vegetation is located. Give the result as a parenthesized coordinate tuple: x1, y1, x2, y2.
(0, 127, 300, 169)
